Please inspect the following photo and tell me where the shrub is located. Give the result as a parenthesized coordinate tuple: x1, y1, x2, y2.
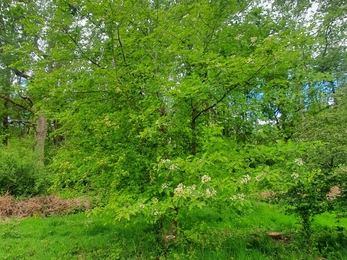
(0, 141, 50, 197)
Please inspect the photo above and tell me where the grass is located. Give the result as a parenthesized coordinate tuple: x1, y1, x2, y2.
(1, 201, 347, 259)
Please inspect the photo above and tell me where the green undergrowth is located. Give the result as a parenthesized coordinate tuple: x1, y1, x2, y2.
(1, 202, 347, 260)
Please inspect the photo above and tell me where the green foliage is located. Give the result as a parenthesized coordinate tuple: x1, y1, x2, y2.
(0, 140, 50, 197)
(1, 0, 347, 251)
(263, 141, 345, 241)
(281, 85, 347, 239)
(329, 164, 347, 217)
(275, 171, 330, 240)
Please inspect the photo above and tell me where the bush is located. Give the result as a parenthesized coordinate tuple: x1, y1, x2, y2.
(0, 142, 50, 197)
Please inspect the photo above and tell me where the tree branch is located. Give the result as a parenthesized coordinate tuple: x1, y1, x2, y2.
(0, 94, 34, 114)
(192, 61, 270, 122)
(12, 68, 31, 80)
(193, 85, 238, 122)
(117, 27, 127, 65)
(66, 32, 103, 68)
(9, 119, 36, 126)
(18, 92, 34, 106)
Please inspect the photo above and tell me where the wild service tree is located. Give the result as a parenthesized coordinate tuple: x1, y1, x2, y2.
(36, 0, 337, 246)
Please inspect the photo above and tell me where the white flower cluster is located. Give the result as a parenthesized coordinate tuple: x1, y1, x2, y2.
(186, 185, 196, 194)
(160, 159, 171, 164)
(161, 183, 169, 189)
(201, 175, 211, 184)
(295, 158, 304, 166)
(230, 193, 246, 201)
(205, 188, 217, 198)
(174, 183, 184, 195)
(291, 173, 299, 179)
(169, 164, 178, 171)
(240, 174, 251, 184)
(173, 183, 196, 197)
(159, 159, 178, 171)
(139, 204, 145, 209)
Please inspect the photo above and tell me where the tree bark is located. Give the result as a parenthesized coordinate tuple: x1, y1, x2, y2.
(2, 98, 9, 146)
(191, 105, 197, 156)
(36, 114, 47, 163)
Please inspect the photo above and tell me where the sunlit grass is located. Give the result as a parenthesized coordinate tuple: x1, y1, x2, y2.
(1, 201, 347, 259)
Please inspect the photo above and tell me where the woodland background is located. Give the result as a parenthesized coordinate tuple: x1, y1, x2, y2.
(1, 0, 347, 258)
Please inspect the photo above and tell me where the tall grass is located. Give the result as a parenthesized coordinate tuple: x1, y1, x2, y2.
(1, 201, 347, 259)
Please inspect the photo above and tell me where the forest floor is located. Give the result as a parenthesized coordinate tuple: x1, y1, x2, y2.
(1, 195, 347, 259)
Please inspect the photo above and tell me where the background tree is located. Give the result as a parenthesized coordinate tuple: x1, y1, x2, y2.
(0, 0, 34, 145)
(0, 0, 54, 162)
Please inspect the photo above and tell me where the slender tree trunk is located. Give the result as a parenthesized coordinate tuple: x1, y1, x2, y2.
(2, 98, 9, 146)
(36, 114, 47, 163)
(162, 207, 179, 253)
(191, 105, 197, 156)
(297, 83, 305, 126)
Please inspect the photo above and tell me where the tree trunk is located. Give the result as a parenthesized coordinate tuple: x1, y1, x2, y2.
(191, 105, 197, 156)
(2, 98, 9, 146)
(36, 114, 47, 163)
